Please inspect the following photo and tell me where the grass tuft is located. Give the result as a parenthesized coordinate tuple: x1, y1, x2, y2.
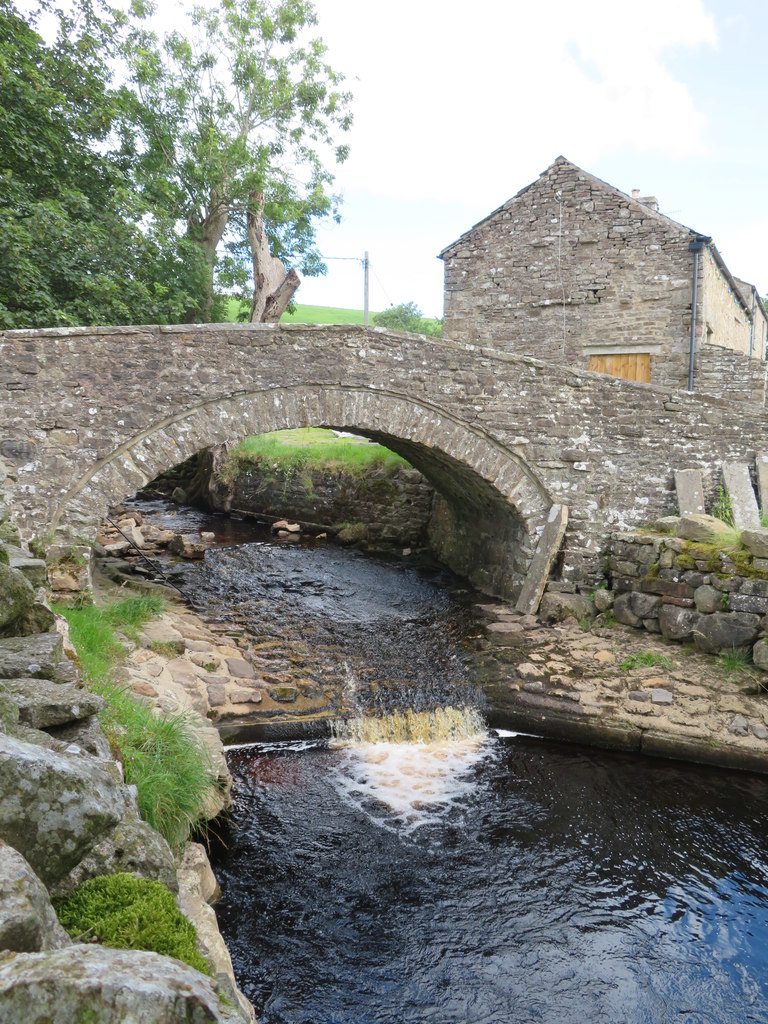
(56, 595, 221, 849)
(620, 651, 674, 672)
(54, 873, 210, 975)
(718, 649, 753, 676)
(55, 595, 165, 680)
(89, 678, 222, 850)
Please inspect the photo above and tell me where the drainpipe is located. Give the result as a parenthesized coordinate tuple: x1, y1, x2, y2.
(688, 237, 708, 393)
(750, 291, 756, 358)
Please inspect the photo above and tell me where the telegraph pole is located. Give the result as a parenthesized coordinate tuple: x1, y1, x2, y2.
(363, 251, 370, 326)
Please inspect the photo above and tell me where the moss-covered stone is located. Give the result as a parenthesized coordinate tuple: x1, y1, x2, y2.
(54, 873, 209, 975)
(674, 553, 696, 570)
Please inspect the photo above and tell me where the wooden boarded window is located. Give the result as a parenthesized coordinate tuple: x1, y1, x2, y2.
(587, 352, 651, 384)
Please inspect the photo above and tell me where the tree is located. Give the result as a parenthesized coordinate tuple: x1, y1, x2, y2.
(122, 0, 352, 322)
(373, 302, 443, 338)
(0, 0, 205, 328)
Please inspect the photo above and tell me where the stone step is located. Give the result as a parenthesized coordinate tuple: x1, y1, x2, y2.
(673, 469, 705, 517)
(722, 462, 761, 530)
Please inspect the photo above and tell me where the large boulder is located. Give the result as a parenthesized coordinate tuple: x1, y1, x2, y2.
(0, 632, 70, 681)
(0, 945, 242, 1023)
(57, 811, 178, 896)
(4, 546, 47, 589)
(0, 840, 71, 953)
(613, 593, 642, 627)
(629, 592, 661, 619)
(0, 733, 131, 888)
(46, 715, 113, 760)
(692, 612, 762, 655)
(10, 587, 56, 637)
(741, 529, 768, 558)
(538, 592, 594, 623)
(0, 679, 104, 731)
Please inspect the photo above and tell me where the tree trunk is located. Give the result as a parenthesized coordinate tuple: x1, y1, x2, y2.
(247, 192, 300, 322)
(185, 195, 229, 323)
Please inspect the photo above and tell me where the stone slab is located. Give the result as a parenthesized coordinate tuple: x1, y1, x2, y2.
(674, 469, 705, 516)
(722, 462, 761, 530)
(515, 504, 568, 615)
(757, 453, 768, 513)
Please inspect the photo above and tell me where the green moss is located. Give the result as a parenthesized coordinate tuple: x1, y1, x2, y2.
(674, 553, 696, 570)
(54, 874, 210, 975)
(645, 561, 660, 578)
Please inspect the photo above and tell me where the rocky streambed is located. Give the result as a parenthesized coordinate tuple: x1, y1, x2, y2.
(101, 500, 768, 774)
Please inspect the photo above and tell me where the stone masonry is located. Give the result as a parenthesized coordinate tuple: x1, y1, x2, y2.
(4, 323, 768, 597)
(441, 156, 768, 399)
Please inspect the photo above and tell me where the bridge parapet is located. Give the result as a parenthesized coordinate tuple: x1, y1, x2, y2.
(1, 322, 766, 599)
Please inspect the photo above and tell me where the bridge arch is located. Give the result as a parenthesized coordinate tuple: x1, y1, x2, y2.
(52, 386, 554, 600)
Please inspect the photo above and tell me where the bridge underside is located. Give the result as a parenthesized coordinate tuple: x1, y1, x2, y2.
(44, 387, 553, 602)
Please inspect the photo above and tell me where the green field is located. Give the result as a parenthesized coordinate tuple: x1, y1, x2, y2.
(224, 427, 406, 479)
(225, 298, 370, 324)
(281, 303, 372, 325)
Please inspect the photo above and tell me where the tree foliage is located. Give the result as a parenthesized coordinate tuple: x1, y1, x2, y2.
(122, 0, 353, 320)
(0, 0, 351, 328)
(373, 302, 443, 337)
(0, 0, 206, 328)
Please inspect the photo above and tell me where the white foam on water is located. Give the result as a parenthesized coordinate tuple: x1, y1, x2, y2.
(329, 712, 492, 833)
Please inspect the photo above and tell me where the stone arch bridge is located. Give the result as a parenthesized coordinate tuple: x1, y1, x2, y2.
(1, 323, 766, 604)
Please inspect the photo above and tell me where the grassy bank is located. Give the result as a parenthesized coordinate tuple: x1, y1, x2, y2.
(222, 427, 407, 484)
(56, 594, 221, 849)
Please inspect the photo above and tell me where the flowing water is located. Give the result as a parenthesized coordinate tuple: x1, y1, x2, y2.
(134, 502, 768, 1023)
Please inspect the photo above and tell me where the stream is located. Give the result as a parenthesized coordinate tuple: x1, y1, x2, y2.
(134, 502, 768, 1023)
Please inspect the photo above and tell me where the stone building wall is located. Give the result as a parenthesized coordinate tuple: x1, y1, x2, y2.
(700, 249, 753, 356)
(441, 156, 765, 402)
(441, 157, 697, 374)
(695, 343, 768, 407)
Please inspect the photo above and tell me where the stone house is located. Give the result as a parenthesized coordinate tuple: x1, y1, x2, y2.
(440, 156, 768, 403)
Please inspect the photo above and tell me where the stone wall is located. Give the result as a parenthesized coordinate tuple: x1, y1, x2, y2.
(442, 157, 697, 373)
(695, 342, 768, 407)
(607, 530, 768, 663)
(169, 449, 436, 551)
(6, 322, 768, 594)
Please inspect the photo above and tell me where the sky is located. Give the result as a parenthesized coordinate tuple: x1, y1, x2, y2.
(284, 0, 768, 317)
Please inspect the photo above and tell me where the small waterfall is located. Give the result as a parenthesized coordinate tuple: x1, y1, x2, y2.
(329, 705, 489, 831)
(330, 704, 486, 745)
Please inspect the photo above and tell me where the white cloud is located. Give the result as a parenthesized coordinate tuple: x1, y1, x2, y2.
(315, 0, 717, 203)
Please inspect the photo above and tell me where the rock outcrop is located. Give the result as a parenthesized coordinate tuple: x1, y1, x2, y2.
(0, 945, 242, 1023)
(0, 535, 254, 1023)
(0, 841, 71, 953)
